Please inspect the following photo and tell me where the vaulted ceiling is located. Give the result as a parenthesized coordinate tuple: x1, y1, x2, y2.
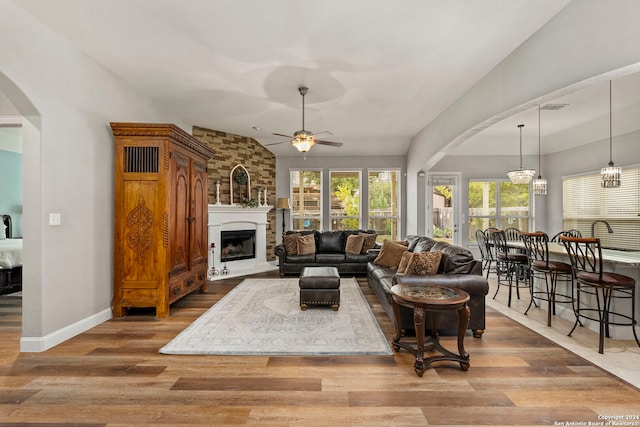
(10, 0, 635, 158)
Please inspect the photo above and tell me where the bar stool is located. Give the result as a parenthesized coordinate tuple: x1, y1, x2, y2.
(550, 229, 582, 242)
(475, 229, 494, 279)
(489, 229, 529, 307)
(560, 236, 640, 354)
(520, 231, 574, 327)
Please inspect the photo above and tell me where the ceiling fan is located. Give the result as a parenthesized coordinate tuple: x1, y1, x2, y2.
(266, 86, 343, 154)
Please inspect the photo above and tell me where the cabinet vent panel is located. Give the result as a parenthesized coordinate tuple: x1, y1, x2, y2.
(124, 146, 159, 173)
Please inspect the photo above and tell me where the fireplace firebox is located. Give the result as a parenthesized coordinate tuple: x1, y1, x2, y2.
(220, 230, 256, 262)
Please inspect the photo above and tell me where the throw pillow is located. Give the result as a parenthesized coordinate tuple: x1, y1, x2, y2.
(359, 232, 378, 254)
(282, 232, 301, 255)
(404, 251, 443, 276)
(345, 234, 365, 255)
(396, 251, 413, 275)
(373, 239, 408, 268)
(297, 234, 316, 255)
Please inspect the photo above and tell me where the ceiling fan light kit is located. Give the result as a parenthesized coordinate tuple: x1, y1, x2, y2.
(292, 130, 315, 153)
(266, 85, 343, 155)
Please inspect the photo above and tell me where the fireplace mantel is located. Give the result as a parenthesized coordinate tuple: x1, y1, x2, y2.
(207, 204, 276, 280)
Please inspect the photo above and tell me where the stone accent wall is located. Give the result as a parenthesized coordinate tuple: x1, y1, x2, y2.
(192, 126, 277, 261)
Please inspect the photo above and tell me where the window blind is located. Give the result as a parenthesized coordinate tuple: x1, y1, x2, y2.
(563, 168, 640, 250)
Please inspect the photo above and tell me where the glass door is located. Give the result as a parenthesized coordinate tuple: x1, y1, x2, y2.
(428, 174, 460, 246)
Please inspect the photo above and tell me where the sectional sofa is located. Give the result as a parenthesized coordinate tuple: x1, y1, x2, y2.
(367, 235, 489, 338)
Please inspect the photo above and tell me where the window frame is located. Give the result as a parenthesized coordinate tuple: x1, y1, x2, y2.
(329, 169, 362, 231)
(290, 169, 323, 231)
(368, 169, 401, 241)
(468, 179, 533, 242)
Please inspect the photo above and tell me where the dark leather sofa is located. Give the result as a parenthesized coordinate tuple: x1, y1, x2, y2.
(274, 230, 378, 277)
(367, 235, 489, 338)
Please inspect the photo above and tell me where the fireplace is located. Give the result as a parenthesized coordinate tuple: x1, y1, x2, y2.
(221, 230, 256, 262)
(208, 204, 276, 280)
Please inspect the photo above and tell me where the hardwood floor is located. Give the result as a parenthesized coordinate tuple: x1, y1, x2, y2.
(1, 270, 640, 426)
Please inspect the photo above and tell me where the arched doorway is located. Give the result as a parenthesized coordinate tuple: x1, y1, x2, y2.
(0, 74, 43, 349)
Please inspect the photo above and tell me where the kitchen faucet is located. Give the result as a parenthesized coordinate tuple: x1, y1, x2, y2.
(591, 220, 614, 237)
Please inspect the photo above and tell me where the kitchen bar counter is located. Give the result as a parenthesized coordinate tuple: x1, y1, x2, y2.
(505, 240, 639, 340)
(508, 240, 640, 266)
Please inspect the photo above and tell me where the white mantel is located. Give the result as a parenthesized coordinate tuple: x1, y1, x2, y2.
(207, 204, 277, 280)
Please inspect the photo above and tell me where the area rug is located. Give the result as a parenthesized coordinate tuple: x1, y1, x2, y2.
(159, 277, 392, 356)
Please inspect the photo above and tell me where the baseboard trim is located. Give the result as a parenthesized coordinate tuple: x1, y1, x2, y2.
(20, 308, 113, 352)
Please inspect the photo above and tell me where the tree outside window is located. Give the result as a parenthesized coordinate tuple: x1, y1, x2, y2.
(330, 171, 360, 230)
(468, 180, 531, 242)
(368, 170, 400, 241)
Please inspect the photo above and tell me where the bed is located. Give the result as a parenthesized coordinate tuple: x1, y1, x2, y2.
(1, 215, 22, 294)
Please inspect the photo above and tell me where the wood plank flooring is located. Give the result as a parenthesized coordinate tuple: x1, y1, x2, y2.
(1, 271, 640, 426)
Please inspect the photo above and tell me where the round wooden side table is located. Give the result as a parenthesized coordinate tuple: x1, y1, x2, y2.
(390, 284, 471, 376)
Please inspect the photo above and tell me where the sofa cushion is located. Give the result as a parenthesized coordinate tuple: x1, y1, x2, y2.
(360, 232, 378, 254)
(432, 241, 476, 274)
(285, 254, 317, 263)
(345, 253, 370, 263)
(373, 239, 408, 268)
(412, 237, 437, 253)
(297, 234, 316, 255)
(316, 253, 346, 264)
(283, 232, 301, 255)
(345, 234, 365, 254)
(317, 231, 344, 253)
(404, 251, 442, 276)
(396, 251, 413, 274)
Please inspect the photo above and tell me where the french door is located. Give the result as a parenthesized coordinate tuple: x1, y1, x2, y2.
(427, 174, 461, 246)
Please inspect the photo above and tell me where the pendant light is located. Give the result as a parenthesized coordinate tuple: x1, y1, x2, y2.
(601, 80, 621, 188)
(508, 124, 536, 184)
(532, 105, 548, 195)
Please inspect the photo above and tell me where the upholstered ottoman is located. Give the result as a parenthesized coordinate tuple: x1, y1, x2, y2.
(299, 266, 340, 311)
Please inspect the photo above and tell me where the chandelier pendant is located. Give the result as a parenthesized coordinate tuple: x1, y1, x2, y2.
(508, 124, 536, 184)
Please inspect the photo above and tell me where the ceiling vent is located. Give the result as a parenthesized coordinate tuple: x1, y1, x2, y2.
(541, 103, 569, 111)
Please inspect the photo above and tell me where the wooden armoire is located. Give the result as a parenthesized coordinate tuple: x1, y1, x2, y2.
(111, 123, 215, 318)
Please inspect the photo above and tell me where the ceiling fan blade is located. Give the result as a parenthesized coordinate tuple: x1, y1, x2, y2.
(315, 140, 343, 147)
(271, 132, 293, 138)
(264, 140, 290, 147)
(311, 130, 334, 138)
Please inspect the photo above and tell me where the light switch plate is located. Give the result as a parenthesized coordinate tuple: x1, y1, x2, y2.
(49, 213, 61, 226)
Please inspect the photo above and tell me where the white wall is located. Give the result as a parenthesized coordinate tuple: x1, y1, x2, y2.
(406, 0, 640, 236)
(0, 1, 172, 351)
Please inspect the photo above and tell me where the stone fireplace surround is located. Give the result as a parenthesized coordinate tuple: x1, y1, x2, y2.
(207, 204, 277, 280)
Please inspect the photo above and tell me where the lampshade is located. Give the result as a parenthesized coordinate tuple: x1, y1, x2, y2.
(508, 124, 536, 184)
(292, 132, 315, 153)
(533, 105, 548, 195)
(601, 80, 621, 188)
(276, 197, 291, 209)
(533, 177, 548, 195)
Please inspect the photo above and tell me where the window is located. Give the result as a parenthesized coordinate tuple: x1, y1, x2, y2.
(330, 170, 361, 230)
(563, 167, 640, 250)
(468, 180, 531, 242)
(290, 170, 322, 231)
(368, 170, 400, 241)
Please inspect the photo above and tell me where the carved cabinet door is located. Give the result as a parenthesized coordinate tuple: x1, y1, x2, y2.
(190, 160, 209, 269)
(169, 150, 190, 276)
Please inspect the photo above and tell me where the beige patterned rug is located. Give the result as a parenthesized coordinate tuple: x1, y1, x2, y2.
(160, 277, 392, 356)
